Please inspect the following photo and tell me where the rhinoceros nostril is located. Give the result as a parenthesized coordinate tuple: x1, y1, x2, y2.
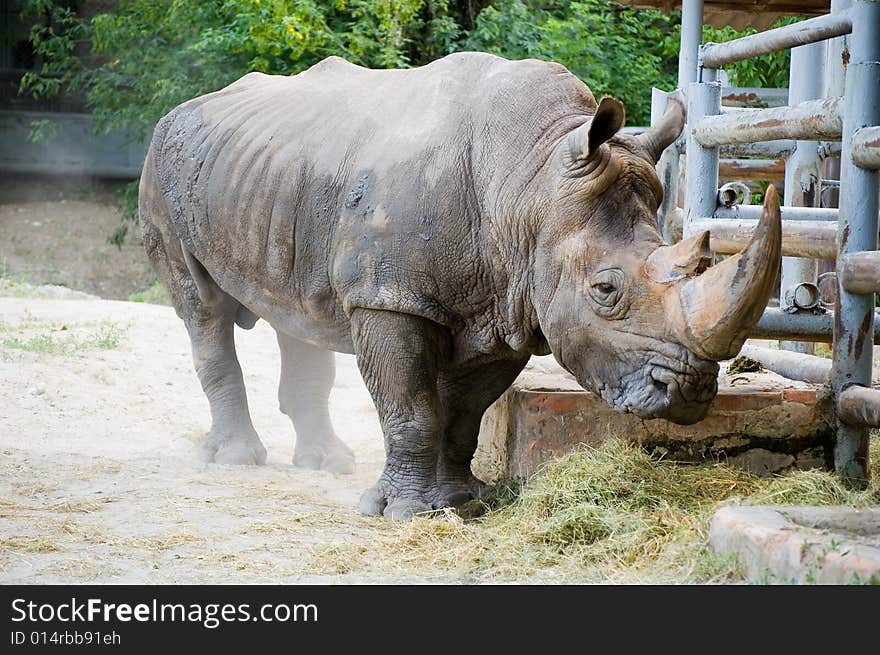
(652, 378, 669, 396)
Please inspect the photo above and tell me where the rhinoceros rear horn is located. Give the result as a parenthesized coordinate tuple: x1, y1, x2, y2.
(675, 185, 782, 361)
(566, 96, 625, 167)
(636, 90, 686, 163)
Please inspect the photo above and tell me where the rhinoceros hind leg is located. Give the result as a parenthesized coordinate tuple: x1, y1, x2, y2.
(187, 295, 267, 466)
(277, 331, 355, 474)
(172, 246, 266, 466)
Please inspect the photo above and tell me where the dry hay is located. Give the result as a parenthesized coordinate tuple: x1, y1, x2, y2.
(0, 496, 112, 516)
(311, 437, 880, 583)
(0, 535, 64, 554)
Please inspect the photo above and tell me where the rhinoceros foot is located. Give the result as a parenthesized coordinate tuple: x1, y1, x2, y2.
(357, 483, 437, 520)
(292, 437, 355, 475)
(198, 431, 267, 466)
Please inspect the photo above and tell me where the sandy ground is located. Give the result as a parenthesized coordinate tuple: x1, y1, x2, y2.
(0, 292, 411, 583)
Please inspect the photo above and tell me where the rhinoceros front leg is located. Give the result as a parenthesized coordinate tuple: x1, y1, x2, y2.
(187, 298, 267, 466)
(351, 309, 448, 520)
(436, 357, 528, 506)
(276, 331, 355, 474)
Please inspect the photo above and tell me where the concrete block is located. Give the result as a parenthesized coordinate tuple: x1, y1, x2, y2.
(710, 506, 880, 584)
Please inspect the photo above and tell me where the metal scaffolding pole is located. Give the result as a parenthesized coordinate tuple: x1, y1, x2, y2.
(653, 90, 681, 242)
(820, 0, 850, 279)
(691, 218, 837, 258)
(700, 12, 852, 68)
(658, 0, 704, 242)
(781, 42, 826, 353)
(678, 0, 704, 87)
(713, 205, 838, 221)
(831, 0, 880, 485)
(852, 126, 880, 169)
(684, 81, 721, 239)
(692, 98, 843, 147)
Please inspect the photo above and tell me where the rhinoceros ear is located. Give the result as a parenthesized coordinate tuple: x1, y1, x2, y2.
(636, 90, 686, 163)
(566, 96, 626, 168)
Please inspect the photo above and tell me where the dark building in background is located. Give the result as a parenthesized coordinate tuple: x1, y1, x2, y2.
(0, 1, 147, 178)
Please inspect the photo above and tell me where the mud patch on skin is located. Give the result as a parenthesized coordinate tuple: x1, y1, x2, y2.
(345, 174, 370, 209)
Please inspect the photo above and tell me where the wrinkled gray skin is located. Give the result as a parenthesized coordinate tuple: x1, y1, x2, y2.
(140, 53, 720, 519)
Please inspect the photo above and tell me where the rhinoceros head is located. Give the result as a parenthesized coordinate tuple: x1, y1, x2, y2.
(534, 94, 781, 425)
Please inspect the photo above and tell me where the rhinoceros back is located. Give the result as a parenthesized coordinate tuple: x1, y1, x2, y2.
(150, 52, 596, 350)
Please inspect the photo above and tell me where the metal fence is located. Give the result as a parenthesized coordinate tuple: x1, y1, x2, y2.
(658, 0, 880, 484)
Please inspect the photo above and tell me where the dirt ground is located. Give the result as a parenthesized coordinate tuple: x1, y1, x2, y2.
(0, 294, 414, 583)
(0, 177, 415, 583)
(0, 174, 154, 299)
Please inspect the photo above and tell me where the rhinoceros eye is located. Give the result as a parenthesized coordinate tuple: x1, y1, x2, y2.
(589, 269, 626, 316)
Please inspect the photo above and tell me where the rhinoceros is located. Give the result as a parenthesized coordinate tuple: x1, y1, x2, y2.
(139, 52, 781, 519)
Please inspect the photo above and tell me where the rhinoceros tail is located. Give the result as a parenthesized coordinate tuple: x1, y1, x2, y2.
(180, 243, 220, 307)
(177, 242, 259, 330)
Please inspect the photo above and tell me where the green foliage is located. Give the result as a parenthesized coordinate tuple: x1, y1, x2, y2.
(128, 278, 172, 305)
(465, 1, 679, 125)
(108, 180, 141, 248)
(20, 1, 797, 142)
(26, 117, 61, 142)
(19, 1, 800, 132)
(1, 323, 124, 354)
(16, 2, 615, 135)
(20, 0, 465, 139)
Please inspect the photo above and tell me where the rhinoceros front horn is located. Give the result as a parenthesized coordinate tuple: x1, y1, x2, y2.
(675, 185, 782, 361)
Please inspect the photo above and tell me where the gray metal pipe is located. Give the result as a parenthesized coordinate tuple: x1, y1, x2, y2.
(722, 87, 789, 108)
(691, 218, 837, 259)
(719, 158, 785, 182)
(838, 385, 880, 428)
(753, 307, 880, 344)
(684, 81, 721, 238)
(781, 42, 825, 353)
(823, 0, 852, 100)
(700, 11, 853, 69)
(738, 344, 831, 384)
(840, 251, 880, 294)
(852, 126, 880, 170)
(754, 308, 835, 342)
(693, 98, 843, 148)
(819, 3, 847, 241)
(678, 0, 704, 88)
(712, 205, 838, 221)
(831, 0, 880, 484)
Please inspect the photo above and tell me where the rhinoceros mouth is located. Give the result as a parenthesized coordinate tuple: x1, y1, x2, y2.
(594, 358, 718, 425)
